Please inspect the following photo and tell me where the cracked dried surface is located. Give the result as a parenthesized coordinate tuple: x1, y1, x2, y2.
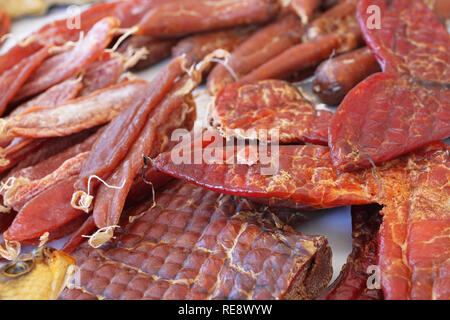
(154, 143, 450, 299)
(60, 181, 332, 300)
(211, 80, 332, 145)
(154, 144, 379, 209)
(329, 0, 450, 172)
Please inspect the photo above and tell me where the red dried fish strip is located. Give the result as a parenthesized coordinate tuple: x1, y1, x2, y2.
(0, 46, 49, 116)
(92, 75, 196, 230)
(10, 77, 83, 118)
(5, 129, 101, 183)
(119, 36, 177, 71)
(73, 57, 186, 198)
(60, 181, 332, 300)
(240, 32, 359, 82)
(79, 53, 125, 97)
(136, 0, 280, 37)
(313, 46, 381, 105)
(211, 80, 332, 145)
(2, 152, 88, 211)
(329, 0, 450, 172)
(207, 13, 305, 95)
(3, 176, 81, 242)
(318, 204, 383, 300)
(0, 79, 149, 141)
(14, 17, 120, 102)
(172, 26, 256, 68)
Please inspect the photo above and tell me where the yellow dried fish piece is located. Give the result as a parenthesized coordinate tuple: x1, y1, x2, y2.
(0, 246, 75, 300)
(0, 0, 98, 19)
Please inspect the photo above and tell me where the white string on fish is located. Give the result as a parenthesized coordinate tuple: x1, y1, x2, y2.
(82, 225, 120, 248)
(71, 175, 126, 213)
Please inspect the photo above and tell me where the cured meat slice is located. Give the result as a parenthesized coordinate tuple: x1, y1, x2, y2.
(329, 0, 450, 172)
(318, 204, 383, 300)
(207, 13, 305, 95)
(211, 80, 332, 145)
(60, 181, 332, 300)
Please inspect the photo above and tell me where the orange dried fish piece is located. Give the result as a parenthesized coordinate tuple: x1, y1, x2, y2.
(0, 46, 50, 116)
(0, 79, 149, 141)
(136, 0, 280, 37)
(14, 17, 120, 102)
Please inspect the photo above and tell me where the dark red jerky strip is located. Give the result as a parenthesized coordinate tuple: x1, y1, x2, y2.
(304, 0, 359, 40)
(0, 140, 46, 175)
(111, 0, 174, 28)
(3, 128, 99, 180)
(289, 0, 321, 23)
(79, 53, 124, 97)
(318, 204, 383, 300)
(211, 80, 332, 145)
(7, 130, 101, 183)
(14, 17, 120, 102)
(62, 166, 175, 254)
(74, 57, 185, 195)
(0, 46, 49, 116)
(207, 13, 305, 95)
(119, 36, 177, 71)
(35, 1, 120, 45)
(153, 144, 378, 210)
(0, 78, 84, 162)
(3, 176, 82, 242)
(357, 0, 450, 84)
(60, 181, 332, 300)
(136, 0, 280, 37)
(92, 75, 196, 228)
(172, 26, 256, 68)
(313, 46, 381, 106)
(3, 152, 88, 211)
(240, 32, 358, 82)
(20, 215, 87, 247)
(9, 77, 83, 118)
(0, 43, 44, 77)
(0, 80, 149, 141)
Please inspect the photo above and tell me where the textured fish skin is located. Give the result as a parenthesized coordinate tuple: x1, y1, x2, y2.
(60, 181, 332, 300)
